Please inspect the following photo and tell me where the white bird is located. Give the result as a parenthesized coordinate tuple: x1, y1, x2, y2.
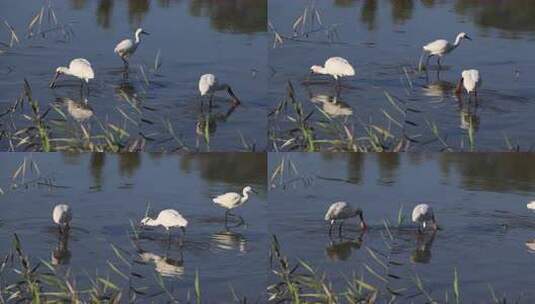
(456, 69, 482, 99)
(324, 201, 367, 236)
(50, 58, 94, 93)
(114, 28, 150, 67)
(140, 209, 188, 237)
(527, 201, 535, 210)
(52, 204, 72, 234)
(199, 74, 241, 109)
(422, 32, 472, 69)
(310, 57, 356, 85)
(412, 204, 438, 233)
(213, 186, 256, 222)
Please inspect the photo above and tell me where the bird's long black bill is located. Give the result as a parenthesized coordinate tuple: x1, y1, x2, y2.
(227, 87, 241, 105)
(49, 73, 60, 88)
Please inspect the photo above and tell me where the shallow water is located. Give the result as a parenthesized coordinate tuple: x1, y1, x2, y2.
(0, 0, 268, 151)
(269, 0, 535, 151)
(0, 153, 267, 301)
(268, 153, 535, 301)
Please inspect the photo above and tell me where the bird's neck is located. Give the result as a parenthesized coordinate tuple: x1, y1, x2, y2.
(312, 66, 328, 75)
(135, 32, 142, 44)
(240, 190, 249, 203)
(453, 35, 463, 47)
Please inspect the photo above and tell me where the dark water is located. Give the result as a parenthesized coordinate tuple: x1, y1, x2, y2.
(269, 0, 535, 151)
(0, 0, 268, 151)
(0, 153, 267, 301)
(268, 153, 535, 301)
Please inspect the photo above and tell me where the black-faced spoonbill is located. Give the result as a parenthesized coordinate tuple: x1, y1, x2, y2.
(140, 209, 188, 240)
(114, 28, 150, 68)
(50, 58, 94, 94)
(422, 32, 472, 69)
(412, 203, 438, 233)
(199, 74, 241, 109)
(52, 204, 72, 234)
(310, 57, 355, 87)
(324, 201, 367, 237)
(456, 69, 482, 99)
(213, 186, 256, 224)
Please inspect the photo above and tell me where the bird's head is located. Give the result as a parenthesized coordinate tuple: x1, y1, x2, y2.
(458, 32, 472, 41)
(355, 208, 367, 230)
(310, 65, 323, 74)
(50, 67, 67, 88)
(140, 217, 151, 226)
(244, 186, 257, 194)
(136, 28, 150, 37)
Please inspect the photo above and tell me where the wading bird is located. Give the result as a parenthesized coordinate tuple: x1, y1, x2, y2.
(199, 74, 241, 109)
(114, 28, 150, 67)
(50, 58, 94, 94)
(140, 209, 188, 239)
(456, 69, 482, 99)
(324, 201, 367, 237)
(310, 57, 355, 86)
(52, 204, 72, 234)
(412, 204, 438, 233)
(422, 32, 472, 69)
(213, 186, 256, 224)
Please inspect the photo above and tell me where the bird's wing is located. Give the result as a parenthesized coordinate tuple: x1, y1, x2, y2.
(325, 201, 347, 220)
(326, 57, 355, 76)
(213, 192, 240, 204)
(199, 74, 217, 95)
(423, 39, 448, 52)
(114, 39, 134, 54)
(70, 58, 94, 80)
(159, 209, 188, 227)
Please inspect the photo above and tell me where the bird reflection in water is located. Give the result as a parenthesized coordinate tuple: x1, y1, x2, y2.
(51, 233, 71, 266)
(411, 230, 436, 264)
(455, 94, 480, 132)
(55, 97, 94, 124)
(310, 94, 353, 118)
(325, 231, 365, 262)
(196, 103, 239, 144)
(211, 226, 247, 253)
(138, 250, 184, 278)
(421, 70, 456, 99)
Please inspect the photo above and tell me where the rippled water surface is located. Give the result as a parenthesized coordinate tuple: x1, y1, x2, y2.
(269, 153, 535, 301)
(0, 0, 268, 151)
(0, 153, 267, 301)
(269, 0, 535, 151)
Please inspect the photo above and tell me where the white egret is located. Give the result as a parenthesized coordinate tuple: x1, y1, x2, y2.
(422, 32, 472, 69)
(324, 201, 367, 237)
(114, 28, 150, 67)
(50, 58, 94, 93)
(527, 201, 535, 210)
(140, 209, 188, 238)
(456, 69, 482, 98)
(412, 204, 438, 233)
(199, 74, 241, 109)
(310, 57, 355, 85)
(52, 204, 72, 234)
(213, 186, 256, 223)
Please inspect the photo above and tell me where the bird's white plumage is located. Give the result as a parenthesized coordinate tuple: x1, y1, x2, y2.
(52, 204, 72, 226)
(311, 57, 355, 80)
(59, 58, 94, 82)
(324, 201, 357, 221)
(141, 209, 188, 230)
(461, 69, 482, 94)
(412, 204, 434, 224)
(114, 28, 147, 61)
(199, 74, 217, 96)
(527, 201, 535, 210)
(423, 32, 470, 57)
(213, 186, 253, 210)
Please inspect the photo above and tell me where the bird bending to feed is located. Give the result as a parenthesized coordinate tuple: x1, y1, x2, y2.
(199, 74, 241, 109)
(456, 69, 482, 99)
(50, 58, 94, 94)
(140, 209, 188, 238)
(52, 204, 72, 234)
(527, 201, 535, 210)
(324, 201, 367, 237)
(114, 28, 150, 67)
(422, 32, 472, 69)
(213, 186, 256, 223)
(412, 204, 438, 233)
(310, 57, 355, 86)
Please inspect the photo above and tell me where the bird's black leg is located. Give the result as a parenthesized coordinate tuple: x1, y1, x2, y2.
(426, 54, 433, 68)
(338, 221, 344, 237)
(224, 209, 229, 224)
(328, 221, 334, 236)
(437, 57, 442, 70)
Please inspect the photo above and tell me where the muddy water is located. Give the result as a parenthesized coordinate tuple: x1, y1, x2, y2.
(0, 153, 268, 301)
(269, 0, 535, 151)
(268, 153, 535, 301)
(0, 0, 268, 151)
